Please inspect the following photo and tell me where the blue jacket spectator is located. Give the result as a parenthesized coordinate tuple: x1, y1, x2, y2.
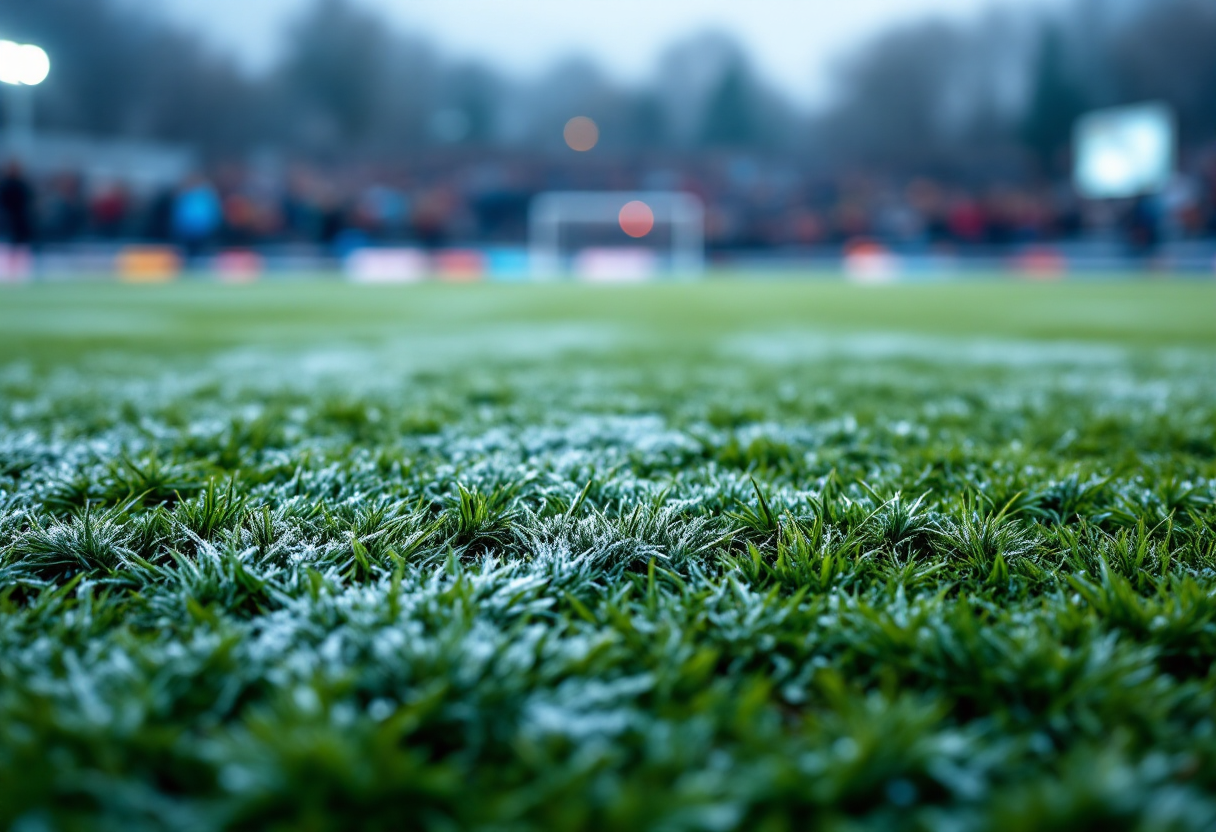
(172, 176, 222, 258)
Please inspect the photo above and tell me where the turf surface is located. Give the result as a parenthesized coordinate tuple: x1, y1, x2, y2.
(2, 279, 1216, 831)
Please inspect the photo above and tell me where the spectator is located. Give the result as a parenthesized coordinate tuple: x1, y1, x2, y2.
(0, 161, 36, 249)
(91, 183, 129, 238)
(172, 175, 222, 262)
(1124, 195, 1163, 263)
(1, 149, 1216, 260)
(44, 172, 87, 242)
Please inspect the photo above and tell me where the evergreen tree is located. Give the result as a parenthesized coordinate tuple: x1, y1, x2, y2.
(1021, 26, 1088, 173)
(280, 0, 391, 146)
(701, 60, 755, 147)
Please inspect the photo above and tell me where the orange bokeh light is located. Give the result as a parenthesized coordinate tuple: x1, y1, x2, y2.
(619, 201, 655, 238)
(563, 116, 599, 152)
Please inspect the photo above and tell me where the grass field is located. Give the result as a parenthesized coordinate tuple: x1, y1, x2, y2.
(2, 279, 1216, 831)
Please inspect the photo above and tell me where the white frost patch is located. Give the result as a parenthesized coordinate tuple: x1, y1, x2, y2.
(210, 324, 625, 391)
(723, 331, 1130, 367)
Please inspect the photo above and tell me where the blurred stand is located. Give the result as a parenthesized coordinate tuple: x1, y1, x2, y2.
(2, 147, 1214, 281)
(2, 0, 1215, 279)
(0, 131, 194, 192)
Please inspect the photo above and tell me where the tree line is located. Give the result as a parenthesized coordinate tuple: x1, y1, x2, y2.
(3, 0, 1214, 179)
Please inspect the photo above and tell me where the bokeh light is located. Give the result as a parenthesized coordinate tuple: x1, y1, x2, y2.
(563, 116, 599, 152)
(0, 41, 51, 86)
(619, 201, 655, 238)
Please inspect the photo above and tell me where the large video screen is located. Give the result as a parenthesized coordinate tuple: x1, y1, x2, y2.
(1074, 102, 1175, 199)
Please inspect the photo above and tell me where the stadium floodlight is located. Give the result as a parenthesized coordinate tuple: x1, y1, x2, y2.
(1074, 102, 1174, 200)
(0, 40, 50, 86)
(529, 191, 705, 280)
(0, 40, 49, 149)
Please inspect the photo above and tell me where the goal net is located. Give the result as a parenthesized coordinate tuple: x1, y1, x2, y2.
(529, 191, 705, 280)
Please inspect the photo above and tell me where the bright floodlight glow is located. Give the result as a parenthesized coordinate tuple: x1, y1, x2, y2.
(0, 41, 50, 86)
(0, 42, 21, 85)
(1074, 102, 1174, 200)
(619, 201, 655, 238)
(564, 116, 599, 152)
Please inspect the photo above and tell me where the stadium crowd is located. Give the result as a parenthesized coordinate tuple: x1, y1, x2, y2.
(3, 151, 1216, 257)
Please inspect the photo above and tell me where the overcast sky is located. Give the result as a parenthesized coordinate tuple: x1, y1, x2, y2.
(158, 0, 1048, 104)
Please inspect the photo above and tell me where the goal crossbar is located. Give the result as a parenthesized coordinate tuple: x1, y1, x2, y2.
(529, 191, 705, 278)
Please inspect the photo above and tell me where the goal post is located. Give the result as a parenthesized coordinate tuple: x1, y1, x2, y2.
(529, 191, 705, 280)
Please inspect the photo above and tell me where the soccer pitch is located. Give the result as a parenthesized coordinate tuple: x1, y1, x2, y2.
(2, 279, 1216, 830)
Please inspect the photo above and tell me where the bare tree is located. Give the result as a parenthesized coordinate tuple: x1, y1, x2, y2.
(3, 0, 1211, 171)
(1105, 0, 1216, 143)
(1, 0, 266, 149)
(815, 21, 976, 171)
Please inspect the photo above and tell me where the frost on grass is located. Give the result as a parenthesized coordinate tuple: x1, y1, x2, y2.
(1, 338, 1216, 831)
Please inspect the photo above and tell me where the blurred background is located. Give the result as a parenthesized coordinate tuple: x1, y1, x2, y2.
(1, 0, 1215, 281)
